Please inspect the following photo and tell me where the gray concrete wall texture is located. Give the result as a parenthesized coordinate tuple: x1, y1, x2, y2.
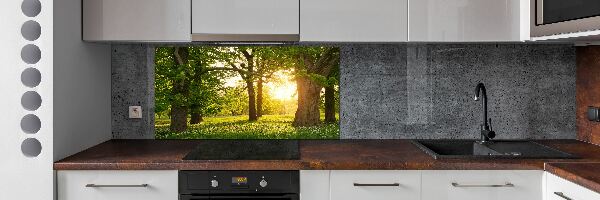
(112, 44, 155, 139)
(111, 44, 576, 139)
(340, 44, 576, 139)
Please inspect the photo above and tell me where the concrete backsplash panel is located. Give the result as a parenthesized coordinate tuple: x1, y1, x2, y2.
(112, 44, 155, 139)
(111, 44, 576, 139)
(340, 44, 576, 139)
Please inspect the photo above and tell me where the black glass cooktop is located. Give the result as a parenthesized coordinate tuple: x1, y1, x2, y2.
(183, 140, 300, 160)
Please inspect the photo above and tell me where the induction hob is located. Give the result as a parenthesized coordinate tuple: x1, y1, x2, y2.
(183, 140, 300, 160)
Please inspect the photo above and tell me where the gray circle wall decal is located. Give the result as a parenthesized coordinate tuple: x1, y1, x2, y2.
(21, 0, 41, 17)
(20, 114, 41, 134)
(21, 44, 41, 64)
(21, 91, 42, 111)
(21, 138, 42, 157)
(21, 20, 41, 41)
(21, 68, 41, 88)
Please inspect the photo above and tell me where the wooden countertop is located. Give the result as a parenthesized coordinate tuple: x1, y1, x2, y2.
(54, 139, 600, 170)
(54, 139, 600, 193)
(545, 162, 600, 194)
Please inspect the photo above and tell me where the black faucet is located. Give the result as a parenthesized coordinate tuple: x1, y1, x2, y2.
(474, 83, 495, 143)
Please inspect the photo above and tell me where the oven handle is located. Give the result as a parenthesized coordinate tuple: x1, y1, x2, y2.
(180, 194, 298, 200)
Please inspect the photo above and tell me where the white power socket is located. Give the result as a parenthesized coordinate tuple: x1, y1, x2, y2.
(129, 106, 142, 119)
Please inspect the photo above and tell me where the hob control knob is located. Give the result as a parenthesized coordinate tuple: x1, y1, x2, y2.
(210, 180, 219, 188)
(259, 179, 268, 188)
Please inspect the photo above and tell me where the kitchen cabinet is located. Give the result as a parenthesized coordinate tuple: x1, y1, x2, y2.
(329, 170, 420, 200)
(191, 0, 299, 41)
(300, 171, 330, 200)
(82, 0, 191, 41)
(57, 170, 178, 200)
(300, 0, 408, 42)
(408, 0, 529, 42)
(421, 170, 543, 200)
(546, 172, 600, 200)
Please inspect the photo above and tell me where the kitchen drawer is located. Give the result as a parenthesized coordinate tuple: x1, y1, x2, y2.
(422, 170, 543, 200)
(330, 170, 420, 200)
(57, 170, 178, 200)
(546, 172, 600, 200)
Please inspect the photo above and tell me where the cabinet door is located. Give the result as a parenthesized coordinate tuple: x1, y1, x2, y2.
(300, 0, 408, 42)
(409, 0, 529, 42)
(546, 172, 600, 200)
(191, 0, 299, 41)
(57, 170, 178, 200)
(330, 170, 420, 200)
(300, 170, 330, 200)
(83, 0, 191, 41)
(422, 170, 543, 200)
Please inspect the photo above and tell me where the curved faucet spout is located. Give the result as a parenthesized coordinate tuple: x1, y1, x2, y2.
(474, 83, 494, 142)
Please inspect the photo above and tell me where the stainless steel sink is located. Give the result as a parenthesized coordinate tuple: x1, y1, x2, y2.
(411, 140, 578, 159)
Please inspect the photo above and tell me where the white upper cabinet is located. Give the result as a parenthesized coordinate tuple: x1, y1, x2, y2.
(191, 0, 300, 41)
(300, 0, 408, 42)
(83, 0, 191, 41)
(409, 0, 530, 42)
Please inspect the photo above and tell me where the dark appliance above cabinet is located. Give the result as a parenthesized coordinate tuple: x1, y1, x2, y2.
(533, 0, 600, 37)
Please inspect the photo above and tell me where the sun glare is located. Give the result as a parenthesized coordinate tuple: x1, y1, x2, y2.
(269, 70, 296, 100)
(271, 82, 296, 100)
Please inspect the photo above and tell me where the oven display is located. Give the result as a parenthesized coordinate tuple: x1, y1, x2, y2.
(232, 177, 248, 185)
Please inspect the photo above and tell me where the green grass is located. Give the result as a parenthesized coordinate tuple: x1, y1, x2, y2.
(155, 115, 339, 139)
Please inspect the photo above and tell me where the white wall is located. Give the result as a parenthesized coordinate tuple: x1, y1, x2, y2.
(0, 0, 54, 199)
(53, 0, 112, 161)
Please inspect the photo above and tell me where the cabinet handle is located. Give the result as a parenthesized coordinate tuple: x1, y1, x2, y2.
(353, 183, 400, 187)
(554, 192, 573, 200)
(451, 182, 514, 188)
(85, 184, 149, 188)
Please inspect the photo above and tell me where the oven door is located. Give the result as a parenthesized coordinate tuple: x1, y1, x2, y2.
(533, 0, 600, 37)
(180, 194, 299, 200)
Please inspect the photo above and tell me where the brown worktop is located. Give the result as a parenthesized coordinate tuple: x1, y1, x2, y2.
(54, 139, 600, 171)
(545, 162, 600, 194)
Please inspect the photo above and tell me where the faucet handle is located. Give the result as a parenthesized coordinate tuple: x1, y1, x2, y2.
(488, 118, 493, 131)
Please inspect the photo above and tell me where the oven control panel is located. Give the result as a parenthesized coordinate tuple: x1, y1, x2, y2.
(179, 171, 299, 194)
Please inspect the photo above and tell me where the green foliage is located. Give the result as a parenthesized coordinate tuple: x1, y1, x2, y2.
(155, 115, 339, 139)
(218, 86, 249, 116)
(155, 46, 230, 118)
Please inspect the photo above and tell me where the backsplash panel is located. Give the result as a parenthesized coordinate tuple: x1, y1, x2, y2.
(341, 44, 576, 139)
(111, 44, 576, 139)
(112, 44, 155, 139)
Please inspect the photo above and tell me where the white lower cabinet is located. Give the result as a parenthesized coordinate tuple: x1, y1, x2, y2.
(330, 170, 421, 200)
(421, 170, 543, 200)
(57, 170, 178, 200)
(300, 170, 331, 200)
(546, 172, 600, 200)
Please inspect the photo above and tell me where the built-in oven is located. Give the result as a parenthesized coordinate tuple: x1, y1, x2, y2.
(179, 171, 299, 200)
(532, 0, 600, 37)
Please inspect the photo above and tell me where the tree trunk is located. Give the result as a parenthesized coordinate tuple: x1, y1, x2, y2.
(169, 47, 190, 132)
(247, 80, 258, 121)
(324, 85, 336, 123)
(256, 78, 263, 117)
(190, 107, 203, 124)
(293, 76, 322, 127)
(170, 105, 188, 132)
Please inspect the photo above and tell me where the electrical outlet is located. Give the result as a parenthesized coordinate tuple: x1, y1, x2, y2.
(129, 106, 142, 119)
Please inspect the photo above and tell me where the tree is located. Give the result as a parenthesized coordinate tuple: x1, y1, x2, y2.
(324, 62, 340, 123)
(292, 47, 340, 127)
(155, 46, 227, 132)
(212, 47, 291, 121)
(253, 47, 291, 117)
